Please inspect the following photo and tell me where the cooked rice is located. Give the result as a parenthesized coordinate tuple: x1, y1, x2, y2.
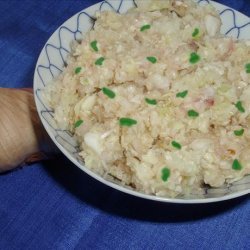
(44, 0, 250, 198)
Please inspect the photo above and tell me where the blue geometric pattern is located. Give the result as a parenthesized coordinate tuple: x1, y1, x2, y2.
(220, 8, 250, 37)
(34, 0, 250, 201)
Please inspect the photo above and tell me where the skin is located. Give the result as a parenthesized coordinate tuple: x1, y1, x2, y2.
(0, 88, 56, 173)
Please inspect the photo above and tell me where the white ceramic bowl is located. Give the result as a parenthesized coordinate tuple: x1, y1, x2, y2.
(34, 0, 250, 203)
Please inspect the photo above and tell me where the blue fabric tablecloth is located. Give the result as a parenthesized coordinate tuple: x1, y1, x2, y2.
(0, 1, 249, 249)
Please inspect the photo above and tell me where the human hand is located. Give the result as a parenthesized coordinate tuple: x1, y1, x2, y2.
(0, 88, 57, 173)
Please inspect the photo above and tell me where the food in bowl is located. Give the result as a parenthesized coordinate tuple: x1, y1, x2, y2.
(44, 0, 250, 198)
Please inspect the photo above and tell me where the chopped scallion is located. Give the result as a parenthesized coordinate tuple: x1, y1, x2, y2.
(188, 109, 199, 118)
(75, 67, 82, 74)
(189, 52, 200, 64)
(176, 90, 188, 98)
(102, 87, 116, 99)
(234, 129, 244, 136)
(119, 118, 137, 127)
(74, 119, 84, 128)
(161, 167, 171, 182)
(140, 24, 151, 32)
(145, 98, 157, 105)
(171, 141, 182, 150)
(90, 40, 99, 52)
(235, 101, 245, 113)
(147, 56, 157, 64)
(95, 57, 105, 66)
(232, 159, 243, 171)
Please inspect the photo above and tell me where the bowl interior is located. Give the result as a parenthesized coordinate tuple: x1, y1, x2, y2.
(34, 0, 250, 203)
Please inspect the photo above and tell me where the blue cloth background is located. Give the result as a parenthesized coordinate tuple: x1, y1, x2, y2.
(0, 0, 249, 249)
